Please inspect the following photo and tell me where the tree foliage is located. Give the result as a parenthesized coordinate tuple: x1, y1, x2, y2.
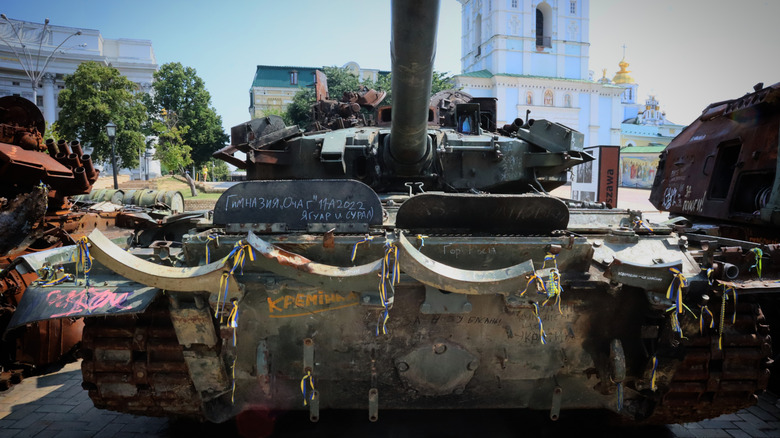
(211, 160, 230, 181)
(56, 62, 147, 167)
(145, 62, 228, 167)
(285, 66, 454, 129)
(285, 87, 315, 130)
(152, 111, 192, 173)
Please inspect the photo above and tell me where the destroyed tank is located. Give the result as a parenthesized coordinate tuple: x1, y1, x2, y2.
(649, 81, 780, 386)
(6, 0, 770, 426)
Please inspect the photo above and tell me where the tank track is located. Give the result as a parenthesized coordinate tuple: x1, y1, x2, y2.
(80, 298, 205, 419)
(646, 301, 772, 424)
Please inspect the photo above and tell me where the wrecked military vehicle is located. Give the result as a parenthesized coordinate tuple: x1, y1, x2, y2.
(649, 80, 780, 387)
(4, 0, 770, 426)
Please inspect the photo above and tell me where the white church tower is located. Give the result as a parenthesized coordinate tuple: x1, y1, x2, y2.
(460, 0, 590, 80)
(454, 0, 624, 149)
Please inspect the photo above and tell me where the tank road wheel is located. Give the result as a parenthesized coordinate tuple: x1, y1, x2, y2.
(646, 300, 771, 424)
(80, 297, 205, 419)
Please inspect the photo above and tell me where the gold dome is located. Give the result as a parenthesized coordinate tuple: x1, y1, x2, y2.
(612, 58, 635, 84)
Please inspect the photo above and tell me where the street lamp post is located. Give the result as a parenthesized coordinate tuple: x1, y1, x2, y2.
(0, 15, 82, 110)
(106, 121, 118, 190)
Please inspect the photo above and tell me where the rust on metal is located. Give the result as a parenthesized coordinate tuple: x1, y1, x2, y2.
(246, 231, 383, 292)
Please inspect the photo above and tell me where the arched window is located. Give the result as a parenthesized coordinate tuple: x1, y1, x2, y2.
(544, 89, 553, 106)
(475, 14, 482, 56)
(535, 10, 543, 46)
(564, 94, 572, 108)
(536, 3, 552, 48)
(526, 91, 533, 105)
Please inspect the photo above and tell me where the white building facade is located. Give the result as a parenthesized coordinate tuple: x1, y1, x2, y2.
(0, 18, 157, 125)
(453, 0, 625, 148)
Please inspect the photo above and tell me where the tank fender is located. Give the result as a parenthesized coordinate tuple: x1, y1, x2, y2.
(87, 228, 241, 297)
(7, 282, 159, 331)
(5, 244, 161, 330)
(396, 231, 536, 295)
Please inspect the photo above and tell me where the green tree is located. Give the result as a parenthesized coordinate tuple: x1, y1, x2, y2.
(146, 62, 228, 167)
(57, 62, 147, 166)
(211, 160, 230, 181)
(286, 87, 315, 130)
(153, 111, 192, 173)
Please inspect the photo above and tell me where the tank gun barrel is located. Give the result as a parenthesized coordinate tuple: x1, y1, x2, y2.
(388, 0, 440, 172)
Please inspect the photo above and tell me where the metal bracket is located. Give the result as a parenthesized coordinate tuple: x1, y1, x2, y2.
(309, 391, 320, 423)
(307, 223, 369, 233)
(550, 386, 562, 421)
(420, 285, 472, 314)
(225, 223, 288, 234)
(368, 388, 379, 422)
(303, 338, 319, 422)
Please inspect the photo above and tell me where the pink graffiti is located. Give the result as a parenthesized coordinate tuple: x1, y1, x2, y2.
(47, 288, 131, 318)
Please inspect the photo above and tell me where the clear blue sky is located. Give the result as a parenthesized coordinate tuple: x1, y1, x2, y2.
(4, 0, 780, 134)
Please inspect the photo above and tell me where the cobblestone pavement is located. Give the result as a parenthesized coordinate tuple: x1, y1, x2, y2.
(1, 360, 779, 437)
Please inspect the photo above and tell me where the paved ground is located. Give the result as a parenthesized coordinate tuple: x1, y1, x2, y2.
(1, 360, 779, 437)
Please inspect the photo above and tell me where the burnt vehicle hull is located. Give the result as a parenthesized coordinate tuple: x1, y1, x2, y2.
(649, 81, 780, 240)
(649, 81, 780, 389)
(0, 94, 186, 389)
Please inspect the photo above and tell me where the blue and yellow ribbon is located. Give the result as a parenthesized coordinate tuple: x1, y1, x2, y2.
(717, 285, 738, 350)
(300, 370, 315, 406)
(633, 219, 654, 232)
(225, 241, 255, 275)
(216, 272, 230, 321)
(666, 306, 685, 339)
(416, 234, 429, 248)
(541, 253, 563, 314)
(699, 304, 714, 335)
(74, 236, 92, 286)
(35, 266, 75, 286)
(231, 356, 237, 404)
(727, 286, 737, 324)
(666, 267, 688, 314)
(227, 299, 239, 346)
(228, 297, 239, 404)
(719, 288, 727, 350)
(750, 248, 763, 278)
(650, 356, 658, 391)
(376, 242, 398, 335)
(351, 235, 374, 262)
(531, 302, 547, 345)
(205, 234, 219, 264)
(521, 273, 546, 296)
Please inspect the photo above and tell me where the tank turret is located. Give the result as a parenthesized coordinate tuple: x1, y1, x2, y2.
(217, 0, 589, 195)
